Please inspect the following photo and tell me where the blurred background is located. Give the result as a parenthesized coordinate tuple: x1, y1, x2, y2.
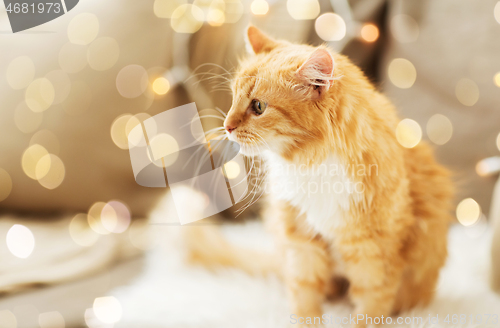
(1, 0, 500, 327)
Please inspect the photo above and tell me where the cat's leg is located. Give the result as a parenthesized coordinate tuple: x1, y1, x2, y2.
(336, 234, 405, 328)
(265, 201, 331, 325)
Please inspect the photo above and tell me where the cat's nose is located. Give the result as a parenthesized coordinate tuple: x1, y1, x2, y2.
(225, 124, 237, 133)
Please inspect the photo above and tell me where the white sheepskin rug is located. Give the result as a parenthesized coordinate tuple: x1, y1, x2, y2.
(112, 220, 500, 328)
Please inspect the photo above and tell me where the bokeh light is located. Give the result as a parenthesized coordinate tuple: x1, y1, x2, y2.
(63, 80, 92, 116)
(388, 58, 417, 89)
(88, 202, 111, 235)
(497, 132, 500, 151)
(111, 114, 135, 149)
(495, 1, 500, 24)
(69, 213, 99, 247)
(6, 224, 35, 258)
(39, 311, 65, 328)
(101, 201, 131, 234)
(154, 0, 187, 18)
(223, 0, 244, 23)
(6, 56, 35, 90)
(426, 114, 453, 145)
(22, 144, 49, 180)
(59, 42, 88, 73)
(224, 161, 240, 179)
(87, 37, 120, 71)
(315, 13, 346, 41)
(116, 65, 148, 98)
(171, 4, 204, 33)
(149, 133, 179, 166)
(35, 154, 66, 189)
(14, 101, 43, 133)
(360, 23, 379, 43)
(287, 0, 320, 20)
(128, 219, 151, 250)
(456, 198, 481, 226)
(127, 113, 152, 148)
(0, 310, 17, 328)
(455, 78, 479, 106)
(68, 13, 99, 45)
(494, 72, 500, 87)
(30, 130, 60, 155)
(396, 119, 422, 148)
(390, 14, 419, 43)
(251, 0, 269, 15)
(152, 77, 170, 95)
(207, 8, 225, 26)
(93, 296, 122, 324)
(25, 78, 55, 113)
(45, 70, 71, 104)
(0, 168, 13, 202)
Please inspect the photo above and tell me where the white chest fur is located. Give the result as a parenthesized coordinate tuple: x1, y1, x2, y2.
(263, 151, 363, 235)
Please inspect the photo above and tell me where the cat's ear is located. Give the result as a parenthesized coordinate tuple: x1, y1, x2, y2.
(246, 26, 278, 55)
(296, 48, 335, 98)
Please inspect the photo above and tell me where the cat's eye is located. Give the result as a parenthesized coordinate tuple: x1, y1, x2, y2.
(251, 99, 267, 115)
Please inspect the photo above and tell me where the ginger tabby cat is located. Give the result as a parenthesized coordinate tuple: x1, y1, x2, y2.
(187, 26, 453, 327)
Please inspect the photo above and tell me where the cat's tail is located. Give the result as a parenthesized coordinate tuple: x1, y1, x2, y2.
(183, 224, 281, 277)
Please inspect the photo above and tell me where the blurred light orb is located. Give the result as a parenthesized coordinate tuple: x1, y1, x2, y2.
(149, 133, 179, 166)
(111, 114, 134, 149)
(59, 42, 88, 73)
(455, 78, 479, 107)
(315, 13, 346, 41)
(224, 161, 240, 179)
(154, 0, 187, 18)
(6, 224, 35, 258)
(45, 70, 71, 105)
(93, 296, 122, 324)
(360, 23, 379, 42)
(127, 113, 152, 148)
(22, 144, 49, 180)
(36, 154, 65, 189)
(152, 77, 170, 95)
(6, 56, 35, 90)
(14, 101, 43, 133)
(88, 202, 111, 235)
(207, 8, 225, 26)
(494, 72, 500, 87)
(495, 1, 500, 24)
(456, 198, 481, 226)
(223, 0, 244, 23)
(0, 310, 17, 328)
(251, 0, 269, 15)
(129, 219, 151, 250)
(116, 65, 148, 98)
(388, 58, 417, 89)
(68, 13, 99, 45)
(287, 0, 320, 20)
(390, 14, 419, 43)
(63, 80, 92, 116)
(69, 213, 99, 247)
(396, 119, 422, 148)
(426, 114, 453, 145)
(30, 130, 60, 155)
(171, 4, 204, 33)
(87, 37, 120, 71)
(0, 168, 13, 202)
(25, 78, 55, 113)
(39, 311, 65, 328)
(101, 201, 131, 234)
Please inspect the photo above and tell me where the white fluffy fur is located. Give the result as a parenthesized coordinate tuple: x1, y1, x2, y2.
(112, 218, 500, 328)
(263, 151, 363, 235)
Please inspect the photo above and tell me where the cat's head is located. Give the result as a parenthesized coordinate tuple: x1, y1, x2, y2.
(224, 26, 342, 163)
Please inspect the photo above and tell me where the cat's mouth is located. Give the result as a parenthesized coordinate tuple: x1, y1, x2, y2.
(227, 131, 263, 157)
